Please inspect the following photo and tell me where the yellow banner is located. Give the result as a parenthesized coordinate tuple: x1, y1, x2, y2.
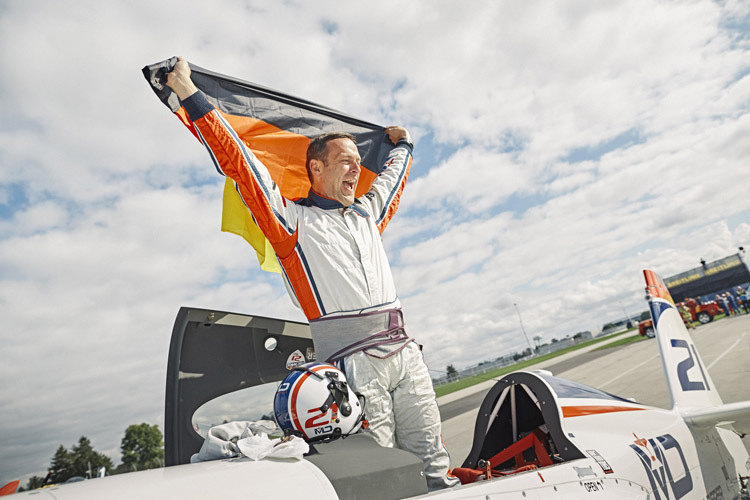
(220, 177, 281, 274)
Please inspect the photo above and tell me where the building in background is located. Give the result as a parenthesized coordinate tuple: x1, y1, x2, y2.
(664, 252, 750, 303)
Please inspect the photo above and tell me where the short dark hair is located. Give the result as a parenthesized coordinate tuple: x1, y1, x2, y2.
(306, 132, 356, 183)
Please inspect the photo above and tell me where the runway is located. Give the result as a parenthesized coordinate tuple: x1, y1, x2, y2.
(438, 313, 750, 467)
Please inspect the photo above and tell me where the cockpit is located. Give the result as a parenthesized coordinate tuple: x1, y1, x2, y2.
(454, 371, 585, 482)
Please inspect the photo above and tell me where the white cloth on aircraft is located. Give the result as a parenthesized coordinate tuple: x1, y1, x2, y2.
(190, 420, 308, 463)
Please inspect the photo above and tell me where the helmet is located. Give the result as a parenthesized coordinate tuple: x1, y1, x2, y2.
(274, 362, 367, 442)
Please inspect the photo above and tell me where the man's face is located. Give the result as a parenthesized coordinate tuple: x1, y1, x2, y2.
(313, 138, 362, 206)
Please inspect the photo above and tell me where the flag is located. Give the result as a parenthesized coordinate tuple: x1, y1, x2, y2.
(143, 57, 394, 273)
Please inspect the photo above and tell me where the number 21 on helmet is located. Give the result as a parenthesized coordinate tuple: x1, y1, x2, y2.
(274, 362, 368, 442)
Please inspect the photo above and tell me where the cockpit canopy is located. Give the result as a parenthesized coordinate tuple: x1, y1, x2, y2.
(166, 307, 315, 465)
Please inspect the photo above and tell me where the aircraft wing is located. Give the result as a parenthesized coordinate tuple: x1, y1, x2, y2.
(681, 400, 750, 435)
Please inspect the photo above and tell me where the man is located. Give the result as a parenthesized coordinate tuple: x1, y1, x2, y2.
(726, 291, 740, 316)
(679, 303, 695, 330)
(165, 58, 457, 490)
(717, 294, 731, 316)
(738, 286, 750, 314)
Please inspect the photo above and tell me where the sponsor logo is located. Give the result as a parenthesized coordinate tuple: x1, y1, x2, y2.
(286, 350, 306, 370)
(314, 425, 333, 435)
(630, 433, 692, 500)
(306, 347, 316, 361)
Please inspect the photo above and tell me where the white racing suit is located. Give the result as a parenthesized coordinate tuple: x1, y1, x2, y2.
(182, 91, 458, 490)
(340, 342, 459, 490)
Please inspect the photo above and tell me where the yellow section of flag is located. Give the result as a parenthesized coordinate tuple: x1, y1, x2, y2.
(220, 177, 281, 274)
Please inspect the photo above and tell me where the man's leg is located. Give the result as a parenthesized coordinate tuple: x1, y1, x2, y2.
(392, 343, 459, 491)
(340, 351, 397, 447)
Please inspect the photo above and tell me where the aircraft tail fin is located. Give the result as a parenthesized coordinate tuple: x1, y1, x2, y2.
(643, 269, 723, 411)
(0, 480, 19, 496)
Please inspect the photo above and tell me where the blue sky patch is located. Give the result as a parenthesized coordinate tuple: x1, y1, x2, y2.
(0, 182, 30, 219)
(563, 128, 644, 163)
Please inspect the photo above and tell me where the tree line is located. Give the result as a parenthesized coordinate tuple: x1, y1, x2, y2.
(18, 423, 164, 492)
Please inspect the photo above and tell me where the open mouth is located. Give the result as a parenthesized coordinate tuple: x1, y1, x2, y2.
(342, 179, 356, 194)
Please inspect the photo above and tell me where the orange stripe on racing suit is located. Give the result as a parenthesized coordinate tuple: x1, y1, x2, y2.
(189, 100, 323, 319)
(374, 153, 412, 234)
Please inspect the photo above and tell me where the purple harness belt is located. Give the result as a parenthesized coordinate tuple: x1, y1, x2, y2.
(309, 308, 411, 363)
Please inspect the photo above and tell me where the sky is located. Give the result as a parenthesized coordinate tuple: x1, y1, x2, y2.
(1, 0, 749, 487)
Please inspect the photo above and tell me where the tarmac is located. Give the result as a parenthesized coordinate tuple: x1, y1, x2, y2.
(438, 314, 750, 467)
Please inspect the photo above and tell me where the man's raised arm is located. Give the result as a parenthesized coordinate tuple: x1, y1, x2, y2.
(164, 57, 297, 251)
(165, 57, 199, 101)
(363, 126, 413, 233)
(385, 126, 411, 148)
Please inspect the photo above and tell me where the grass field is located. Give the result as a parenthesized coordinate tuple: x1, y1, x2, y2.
(434, 328, 636, 398)
(592, 332, 648, 351)
(435, 313, 735, 398)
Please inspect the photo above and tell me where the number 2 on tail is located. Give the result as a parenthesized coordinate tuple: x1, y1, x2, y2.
(670, 339, 710, 391)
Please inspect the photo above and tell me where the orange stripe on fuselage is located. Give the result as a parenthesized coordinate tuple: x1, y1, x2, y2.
(562, 405, 646, 418)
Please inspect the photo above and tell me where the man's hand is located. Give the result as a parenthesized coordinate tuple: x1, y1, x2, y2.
(166, 56, 199, 101)
(385, 126, 411, 146)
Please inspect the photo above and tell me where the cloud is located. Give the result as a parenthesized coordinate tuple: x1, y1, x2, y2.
(402, 147, 533, 214)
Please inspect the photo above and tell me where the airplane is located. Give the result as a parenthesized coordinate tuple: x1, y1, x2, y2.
(9, 269, 750, 499)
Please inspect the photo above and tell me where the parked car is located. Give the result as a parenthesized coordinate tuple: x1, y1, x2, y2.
(678, 298, 722, 324)
(639, 298, 722, 337)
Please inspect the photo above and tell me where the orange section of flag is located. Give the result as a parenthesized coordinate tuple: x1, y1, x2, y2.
(180, 108, 383, 273)
(145, 58, 394, 275)
(223, 113, 311, 200)
(356, 168, 378, 198)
